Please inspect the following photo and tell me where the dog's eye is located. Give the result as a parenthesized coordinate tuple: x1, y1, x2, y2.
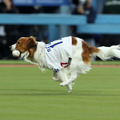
(17, 42, 20, 44)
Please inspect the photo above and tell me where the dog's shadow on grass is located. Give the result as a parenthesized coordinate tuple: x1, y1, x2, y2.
(0, 89, 68, 96)
(0, 89, 120, 97)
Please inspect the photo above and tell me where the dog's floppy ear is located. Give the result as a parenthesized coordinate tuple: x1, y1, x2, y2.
(27, 36, 37, 49)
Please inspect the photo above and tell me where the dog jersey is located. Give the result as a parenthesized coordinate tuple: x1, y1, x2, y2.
(45, 36, 72, 72)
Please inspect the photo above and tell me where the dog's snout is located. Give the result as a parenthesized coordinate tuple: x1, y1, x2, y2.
(10, 44, 16, 51)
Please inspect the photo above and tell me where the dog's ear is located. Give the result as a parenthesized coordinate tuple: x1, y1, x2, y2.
(27, 36, 37, 49)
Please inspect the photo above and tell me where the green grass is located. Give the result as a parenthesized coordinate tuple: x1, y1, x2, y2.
(0, 60, 30, 64)
(0, 66, 120, 120)
(0, 60, 120, 65)
(92, 60, 120, 65)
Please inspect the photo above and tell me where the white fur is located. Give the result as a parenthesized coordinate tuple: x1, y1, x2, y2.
(94, 45, 120, 60)
(11, 37, 120, 93)
(11, 44, 16, 51)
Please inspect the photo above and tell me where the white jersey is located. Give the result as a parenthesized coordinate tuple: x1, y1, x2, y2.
(45, 36, 72, 72)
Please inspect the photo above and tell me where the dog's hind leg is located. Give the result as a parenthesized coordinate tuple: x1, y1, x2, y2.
(60, 72, 78, 86)
(57, 71, 72, 93)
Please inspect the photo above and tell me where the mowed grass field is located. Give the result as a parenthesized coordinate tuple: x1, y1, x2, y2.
(0, 61, 120, 120)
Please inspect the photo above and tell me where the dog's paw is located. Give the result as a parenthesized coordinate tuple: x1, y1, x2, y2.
(60, 82, 65, 86)
(53, 77, 59, 82)
(68, 89, 72, 93)
(60, 81, 69, 86)
(68, 90, 72, 93)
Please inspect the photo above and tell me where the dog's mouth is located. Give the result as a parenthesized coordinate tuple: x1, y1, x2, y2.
(11, 49, 29, 59)
(20, 51, 29, 59)
(10, 44, 29, 59)
(17, 50, 22, 58)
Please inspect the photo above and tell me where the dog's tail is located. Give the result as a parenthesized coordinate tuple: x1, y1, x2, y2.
(93, 45, 120, 60)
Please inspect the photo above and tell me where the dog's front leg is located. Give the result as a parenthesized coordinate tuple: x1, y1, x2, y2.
(53, 72, 59, 81)
(57, 71, 68, 82)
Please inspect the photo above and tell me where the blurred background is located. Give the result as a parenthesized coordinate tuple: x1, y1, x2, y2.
(0, 0, 120, 59)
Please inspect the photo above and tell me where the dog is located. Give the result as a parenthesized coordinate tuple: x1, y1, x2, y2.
(10, 36, 120, 93)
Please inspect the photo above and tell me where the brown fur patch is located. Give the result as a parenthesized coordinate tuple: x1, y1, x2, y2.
(82, 41, 100, 64)
(15, 36, 37, 57)
(72, 37, 77, 45)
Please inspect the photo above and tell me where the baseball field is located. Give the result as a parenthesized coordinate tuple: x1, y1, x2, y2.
(0, 60, 120, 120)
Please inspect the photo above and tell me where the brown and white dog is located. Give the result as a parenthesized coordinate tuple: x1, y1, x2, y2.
(10, 36, 120, 93)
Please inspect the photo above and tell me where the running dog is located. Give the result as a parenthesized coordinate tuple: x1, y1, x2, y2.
(10, 36, 120, 93)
